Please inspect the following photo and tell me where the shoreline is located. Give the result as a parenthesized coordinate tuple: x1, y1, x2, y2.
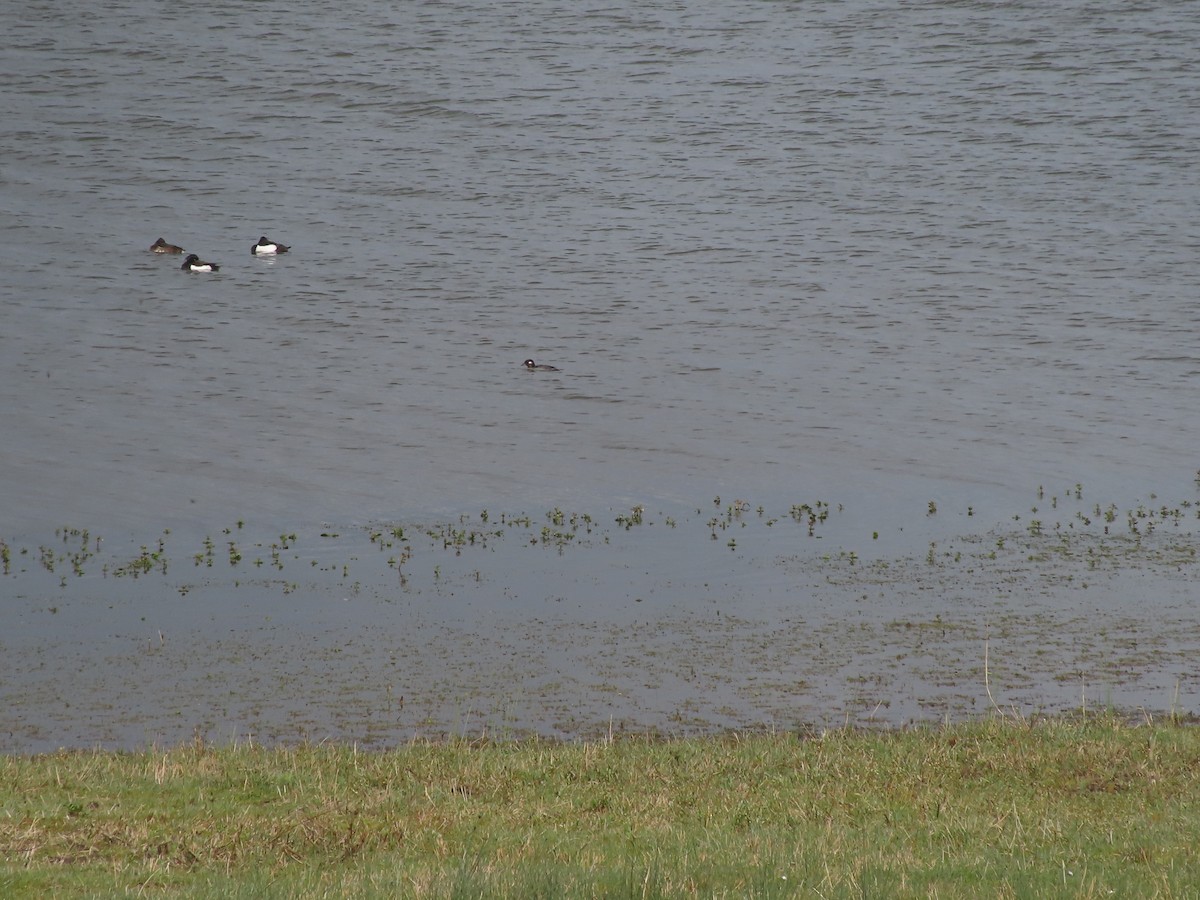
(3, 485, 1198, 753)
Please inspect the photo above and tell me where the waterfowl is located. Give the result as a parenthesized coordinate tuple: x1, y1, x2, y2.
(181, 253, 220, 273)
(251, 236, 290, 255)
(523, 359, 560, 371)
(150, 237, 184, 254)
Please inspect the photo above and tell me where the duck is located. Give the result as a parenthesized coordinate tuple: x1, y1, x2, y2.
(523, 359, 560, 371)
(181, 254, 220, 273)
(149, 237, 185, 254)
(251, 236, 290, 255)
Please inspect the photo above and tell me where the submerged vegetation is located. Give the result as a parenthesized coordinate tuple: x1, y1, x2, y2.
(6, 483, 1200, 598)
(3, 496, 845, 593)
(2, 481, 1199, 765)
(1, 715, 1198, 897)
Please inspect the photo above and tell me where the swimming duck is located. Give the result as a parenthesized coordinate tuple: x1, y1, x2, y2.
(251, 236, 290, 255)
(150, 237, 185, 254)
(523, 359, 560, 371)
(181, 254, 220, 273)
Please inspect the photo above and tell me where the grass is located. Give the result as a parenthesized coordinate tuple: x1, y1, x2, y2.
(1, 715, 1198, 897)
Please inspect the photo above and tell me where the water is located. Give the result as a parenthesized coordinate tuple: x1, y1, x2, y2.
(3, 0, 1200, 747)
(3, 0, 1198, 535)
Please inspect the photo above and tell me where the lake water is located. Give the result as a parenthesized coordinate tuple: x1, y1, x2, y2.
(3, 0, 1199, 748)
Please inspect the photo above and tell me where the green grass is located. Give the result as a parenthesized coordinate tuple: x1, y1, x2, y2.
(2, 715, 1198, 897)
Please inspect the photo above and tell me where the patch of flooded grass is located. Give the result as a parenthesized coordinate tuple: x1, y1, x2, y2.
(2, 484, 1199, 750)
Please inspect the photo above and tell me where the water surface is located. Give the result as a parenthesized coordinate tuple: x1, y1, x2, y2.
(2, 0, 1199, 747)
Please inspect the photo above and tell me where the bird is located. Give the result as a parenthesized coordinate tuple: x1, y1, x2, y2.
(181, 254, 220, 272)
(251, 236, 290, 255)
(149, 237, 184, 254)
(523, 359, 560, 371)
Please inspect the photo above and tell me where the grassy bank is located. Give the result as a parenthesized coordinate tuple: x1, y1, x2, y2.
(2, 715, 1198, 898)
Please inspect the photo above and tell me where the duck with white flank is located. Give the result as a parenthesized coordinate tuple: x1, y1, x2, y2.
(150, 237, 185, 254)
(251, 236, 290, 255)
(181, 254, 220, 273)
(523, 359, 560, 371)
